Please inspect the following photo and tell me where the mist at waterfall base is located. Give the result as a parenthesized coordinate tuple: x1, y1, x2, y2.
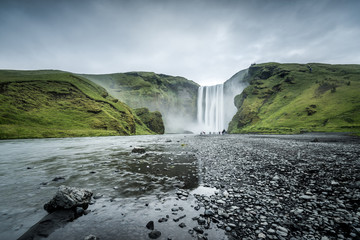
(193, 69, 249, 134)
(158, 69, 249, 134)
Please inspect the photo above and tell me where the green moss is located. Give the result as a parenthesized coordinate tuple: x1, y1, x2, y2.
(228, 63, 360, 135)
(134, 108, 165, 134)
(0, 70, 155, 139)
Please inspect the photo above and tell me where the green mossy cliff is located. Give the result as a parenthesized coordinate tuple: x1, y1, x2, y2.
(228, 63, 360, 134)
(0, 70, 157, 139)
(134, 108, 165, 134)
(82, 72, 199, 133)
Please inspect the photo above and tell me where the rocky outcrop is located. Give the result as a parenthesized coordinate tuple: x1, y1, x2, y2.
(44, 185, 93, 213)
(228, 63, 360, 134)
(18, 186, 93, 240)
(134, 108, 165, 134)
(0, 70, 158, 139)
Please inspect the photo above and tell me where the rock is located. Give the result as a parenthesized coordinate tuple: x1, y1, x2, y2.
(132, 148, 146, 154)
(197, 217, 206, 225)
(193, 226, 204, 234)
(179, 222, 186, 228)
(52, 176, 65, 181)
(84, 234, 98, 240)
(146, 221, 154, 230)
(75, 207, 84, 217)
(44, 185, 93, 213)
(173, 215, 186, 222)
(158, 218, 168, 223)
(299, 194, 315, 200)
(276, 226, 289, 237)
(204, 209, 215, 216)
(93, 193, 103, 200)
(228, 223, 237, 228)
(148, 230, 161, 239)
(258, 233, 266, 239)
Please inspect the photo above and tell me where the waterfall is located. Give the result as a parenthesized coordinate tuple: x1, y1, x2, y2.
(197, 84, 224, 133)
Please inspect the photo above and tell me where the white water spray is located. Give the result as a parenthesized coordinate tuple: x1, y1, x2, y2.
(196, 69, 249, 134)
(197, 84, 225, 133)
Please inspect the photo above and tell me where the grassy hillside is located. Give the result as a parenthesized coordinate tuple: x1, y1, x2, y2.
(81, 72, 199, 133)
(0, 70, 155, 139)
(228, 63, 360, 135)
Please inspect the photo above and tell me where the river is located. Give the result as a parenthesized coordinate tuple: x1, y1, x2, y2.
(1, 133, 359, 240)
(0, 134, 224, 240)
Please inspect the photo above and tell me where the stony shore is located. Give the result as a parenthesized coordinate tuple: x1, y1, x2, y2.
(182, 133, 360, 240)
(13, 133, 360, 240)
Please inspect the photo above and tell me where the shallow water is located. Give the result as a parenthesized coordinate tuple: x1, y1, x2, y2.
(2, 133, 358, 240)
(0, 135, 215, 239)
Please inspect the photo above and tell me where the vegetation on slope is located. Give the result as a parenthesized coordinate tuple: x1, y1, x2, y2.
(134, 108, 165, 134)
(82, 72, 199, 132)
(0, 70, 155, 139)
(228, 63, 360, 134)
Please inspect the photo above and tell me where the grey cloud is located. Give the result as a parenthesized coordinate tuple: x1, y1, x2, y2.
(0, 0, 359, 85)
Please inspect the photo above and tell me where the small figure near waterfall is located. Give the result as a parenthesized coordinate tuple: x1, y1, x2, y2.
(222, 129, 226, 135)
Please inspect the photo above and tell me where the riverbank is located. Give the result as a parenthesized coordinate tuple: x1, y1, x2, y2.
(1, 133, 359, 239)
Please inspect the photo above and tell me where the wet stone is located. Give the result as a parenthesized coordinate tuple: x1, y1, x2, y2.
(228, 223, 237, 228)
(158, 218, 168, 223)
(173, 215, 186, 222)
(146, 221, 154, 230)
(84, 235, 98, 240)
(148, 230, 161, 239)
(197, 217, 206, 225)
(132, 148, 146, 154)
(179, 222, 186, 228)
(204, 209, 215, 217)
(193, 226, 204, 234)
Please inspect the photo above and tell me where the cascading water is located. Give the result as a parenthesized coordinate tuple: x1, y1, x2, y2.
(197, 84, 224, 133)
(196, 69, 249, 134)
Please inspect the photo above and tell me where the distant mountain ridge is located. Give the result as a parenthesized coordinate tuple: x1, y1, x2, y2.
(228, 63, 360, 135)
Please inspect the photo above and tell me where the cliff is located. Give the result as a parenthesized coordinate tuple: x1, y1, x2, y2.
(228, 63, 360, 134)
(0, 70, 158, 139)
(82, 72, 199, 133)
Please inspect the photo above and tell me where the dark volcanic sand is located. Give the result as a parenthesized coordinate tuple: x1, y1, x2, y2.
(7, 133, 360, 240)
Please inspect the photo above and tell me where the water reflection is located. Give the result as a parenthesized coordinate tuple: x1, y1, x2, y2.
(0, 135, 199, 239)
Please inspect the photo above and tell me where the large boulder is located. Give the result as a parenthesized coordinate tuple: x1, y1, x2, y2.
(44, 185, 93, 213)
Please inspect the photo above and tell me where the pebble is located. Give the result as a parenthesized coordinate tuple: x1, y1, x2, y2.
(148, 230, 161, 239)
(146, 221, 154, 230)
(193, 226, 204, 234)
(84, 235, 98, 240)
(179, 222, 186, 228)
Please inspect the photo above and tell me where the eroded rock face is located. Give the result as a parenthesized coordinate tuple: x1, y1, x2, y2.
(44, 185, 93, 213)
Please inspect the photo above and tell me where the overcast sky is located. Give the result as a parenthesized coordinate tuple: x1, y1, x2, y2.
(0, 0, 359, 85)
